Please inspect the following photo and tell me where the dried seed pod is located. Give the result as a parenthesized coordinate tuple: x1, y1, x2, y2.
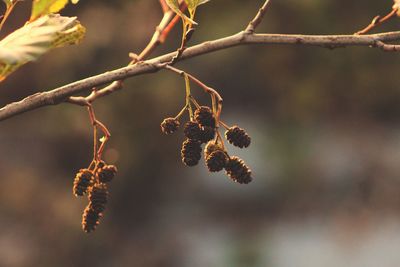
(181, 139, 202, 166)
(206, 150, 229, 172)
(204, 141, 223, 159)
(194, 106, 216, 128)
(97, 165, 117, 183)
(161, 117, 180, 135)
(183, 121, 203, 141)
(225, 126, 251, 148)
(82, 205, 102, 233)
(89, 183, 109, 213)
(73, 169, 94, 197)
(225, 156, 252, 184)
(200, 126, 215, 143)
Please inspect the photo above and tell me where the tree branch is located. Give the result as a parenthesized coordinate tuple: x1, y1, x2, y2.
(1, 30, 400, 122)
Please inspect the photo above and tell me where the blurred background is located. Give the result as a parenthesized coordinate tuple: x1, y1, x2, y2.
(1, 0, 400, 266)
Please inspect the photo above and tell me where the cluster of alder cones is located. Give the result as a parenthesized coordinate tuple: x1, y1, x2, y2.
(161, 105, 253, 184)
(73, 161, 117, 233)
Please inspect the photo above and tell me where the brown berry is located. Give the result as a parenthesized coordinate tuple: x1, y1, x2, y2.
(225, 156, 252, 184)
(181, 139, 202, 166)
(225, 126, 251, 148)
(161, 117, 180, 134)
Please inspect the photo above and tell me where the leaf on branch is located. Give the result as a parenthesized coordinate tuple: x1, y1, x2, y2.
(31, 0, 80, 21)
(185, 0, 210, 14)
(166, 0, 198, 25)
(0, 14, 86, 82)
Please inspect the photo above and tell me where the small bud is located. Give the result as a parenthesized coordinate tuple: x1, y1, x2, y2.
(161, 117, 180, 134)
(225, 126, 251, 148)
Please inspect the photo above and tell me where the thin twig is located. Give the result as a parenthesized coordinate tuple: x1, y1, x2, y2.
(164, 65, 223, 104)
(69, 3, 183, 106)
(245, 0, 272, 33)
(355, 8, 398, 35)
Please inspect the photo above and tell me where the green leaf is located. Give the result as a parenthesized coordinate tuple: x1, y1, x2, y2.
(166, 0, 197, 25)
(30, 0, 80, 21)
(0, 14, 85, 82)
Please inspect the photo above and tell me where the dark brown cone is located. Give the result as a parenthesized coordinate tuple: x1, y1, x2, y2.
(89, 183, 109, 213)
(73, 169, 94, 197)
(161, 117, 180, 134)
(206, 150, 229, 172)
(183, 121, 203, 141)
(97, 165, 117, 183)
(204, 141, 223, 159)
(194, 106, 216, 128)
(181, 139, 202, 166)
(200, 126, 215, 143)
(225, 156, 253, 184)
(82, 205, 102, 233)
(225, 126, 251, 148)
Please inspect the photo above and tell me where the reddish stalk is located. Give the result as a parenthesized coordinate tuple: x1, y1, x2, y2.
(355, 8, 398, 35)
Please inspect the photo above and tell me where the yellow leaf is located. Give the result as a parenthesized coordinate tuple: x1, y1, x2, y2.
(30, 0, 80, 21)
(185, 0, 210, 15)
(0, 15, 85, 82)
(31, 0, 68, 21)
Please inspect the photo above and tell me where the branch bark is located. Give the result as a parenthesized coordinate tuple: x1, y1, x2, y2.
(1, 30, 400, 122)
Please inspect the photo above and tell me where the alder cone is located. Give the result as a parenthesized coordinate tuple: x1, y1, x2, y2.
(225, 156, 252, 184)
(183, 121, 203, 141)
(73, 169, 93, 197)
(97, 165, 117, 183)
(206, 150, 229, 172)
(181, 139, 202, 166)
(204, 141, 223, 159)
(82, 205, 102, 233)
(161, 117, 180, 134)
(200, 126, 215, 143)
(194, 106, 216, 128)
(89, 183, 109, 213)
(225, 126, 251, 148)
